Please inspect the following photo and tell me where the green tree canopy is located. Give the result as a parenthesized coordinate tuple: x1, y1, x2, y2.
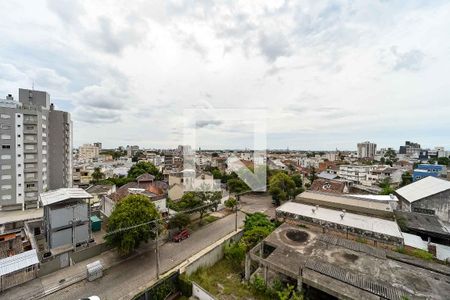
(224, 197, 238, 209)
(269, 172, 296, 206)
(105, 194, 160, 256)
(227, 178, 250, 194)
(176, 191, 222, 224)
(91, 167, 104, 183)
(168, 212, 190, 231)
(400, 172, 413, 187)
(128, 161, 162, 180)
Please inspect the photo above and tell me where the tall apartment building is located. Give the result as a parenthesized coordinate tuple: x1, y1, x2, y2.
(0, 89, 72, 211)
(399, 141, 421, 157)
(78, 144, 99, 161)
(357, 141, 377, 158)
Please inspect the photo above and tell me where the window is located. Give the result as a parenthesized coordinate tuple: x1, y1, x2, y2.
(1, 175, 11, 180)
(26, 183, 35, 188)
(1, 145, 10, 149)
(1, 185, 12, 190)
(17, 164, 21, 167)
(18, 193, 22, 197)
(1, 165, 11, 170)
(17, 134, 21, 138)
(0, 124, 11, 129)
(1, 134, 11, 140)
(17, 154, 21, 157)
(0, 114, 10, 119)
(1, 155, 11, 160)
(1, 195, 11, 200)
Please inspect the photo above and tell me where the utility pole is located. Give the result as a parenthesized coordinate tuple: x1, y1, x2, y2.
(155, 220, 160, 279)
(235, 194, 240, 232)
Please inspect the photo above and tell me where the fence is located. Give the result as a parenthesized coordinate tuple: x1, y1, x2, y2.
(192, 282, 217, 300)
(133, 271, 180, 300)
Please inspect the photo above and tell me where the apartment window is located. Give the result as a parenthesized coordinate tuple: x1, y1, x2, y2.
(18, 164, 21, 167)
(17, 154, 21, 157)
(0, 114, 10, 119)
(1, 134, 11, 140)
(17, 144, 21, 147)
(17, 124, 21, 127)
(1, 185, 12, 190)
(1, 165, 11, 170)
(18, 183, 22, 187)
(18, 193, 22, 197)
(1, 195, 11, 200)
(26, 183, 35, 188)
(18, 174, 21, 177)
(1, 155, 11, 160)
(17, 134, 21, 138)
(2, 145, 10, 149)
(0, 124, 11, 129)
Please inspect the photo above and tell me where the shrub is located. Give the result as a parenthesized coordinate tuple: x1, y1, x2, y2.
(178, 274, 193, 297)
(224, 241, 246, 268)
(251, 275, 266, 293)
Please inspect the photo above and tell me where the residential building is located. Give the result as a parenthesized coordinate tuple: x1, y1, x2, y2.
(0, 89, 72, 211)
(399, 141, 421, 157)
(412, 164, 446, 181)
(337, 165, 373, 184)
(93, 142, 102, 150)
(78, 144, 99, 161)
(126, 145, 139, 157)
(357, 141, 376, 158)
(40, 188, 93, 250)
(395, 176, 450, 223)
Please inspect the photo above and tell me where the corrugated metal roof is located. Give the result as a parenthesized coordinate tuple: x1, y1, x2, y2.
(40, 188, 93, 206)
(395, 176, 450, 203)
(0, 249, 39, 276)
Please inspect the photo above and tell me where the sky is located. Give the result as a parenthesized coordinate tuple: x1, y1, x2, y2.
(0, 0, 449, 150)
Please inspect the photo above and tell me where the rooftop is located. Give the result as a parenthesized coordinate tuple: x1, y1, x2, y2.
(40, 188, 93, 206)
(295, 191, 393, 214)
(86, 184, 114, 194)
(277, 201, 403, 239)
(260, 223, 450, 299)
(0, 249, 39, 276)
(395, 176, 450, 203)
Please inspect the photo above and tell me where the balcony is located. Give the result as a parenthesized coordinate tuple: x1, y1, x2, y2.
(24, 177, 38, 183)
(24, 148, 37, 154)
(23, 118, 38, 125)
(25, 186, 38, 192)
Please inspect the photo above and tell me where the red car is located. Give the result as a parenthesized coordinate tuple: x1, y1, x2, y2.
(172, 229, 190, 242)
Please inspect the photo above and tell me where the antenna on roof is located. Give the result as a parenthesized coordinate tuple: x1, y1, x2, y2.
(32, 81, 35, 90)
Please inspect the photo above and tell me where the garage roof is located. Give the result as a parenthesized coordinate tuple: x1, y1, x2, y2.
(0, 249, 39, 276)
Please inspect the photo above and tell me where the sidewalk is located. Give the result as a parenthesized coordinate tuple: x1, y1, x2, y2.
(1, 239, 163, 300)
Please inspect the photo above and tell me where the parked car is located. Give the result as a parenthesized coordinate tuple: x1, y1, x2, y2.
(172, 229, 190, 242)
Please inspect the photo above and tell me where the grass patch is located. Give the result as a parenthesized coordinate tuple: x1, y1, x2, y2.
(203, 215, 219, 225)
(189, 259, 272, 300)
(396, 247, 434, 261)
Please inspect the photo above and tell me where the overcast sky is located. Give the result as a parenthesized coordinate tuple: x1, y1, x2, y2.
(0, 0, 449, 150)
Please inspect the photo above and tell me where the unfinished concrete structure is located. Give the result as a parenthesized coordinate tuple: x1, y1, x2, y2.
(245, 223, 450, 299)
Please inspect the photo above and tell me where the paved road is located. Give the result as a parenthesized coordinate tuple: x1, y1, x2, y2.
(44, 211, 246, 300)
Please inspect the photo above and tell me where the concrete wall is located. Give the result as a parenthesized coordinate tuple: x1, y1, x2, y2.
(185, 230, 243, 276)
(192, 282, 217, 300)
(70, 243, 112, 263)
(413, 190, 450, 223)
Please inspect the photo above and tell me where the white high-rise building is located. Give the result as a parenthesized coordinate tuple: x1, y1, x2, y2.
(0, 89, 72, 210)
(357, 141, 377, 159)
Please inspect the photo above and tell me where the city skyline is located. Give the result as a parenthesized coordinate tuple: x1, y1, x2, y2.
(1, 1, 449, 150)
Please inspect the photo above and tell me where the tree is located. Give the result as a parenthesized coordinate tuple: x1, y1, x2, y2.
(383, 148, 398, 166)
(224, 197, 238, 209)
(227, 178, 250, 194)
(128, 161, 162, 180)
(242, 212, 275, 249)
(168, 213, 190, 231)
(105, 194, 160, 256)
(400, 172, 413, 187)
(269, 172, 296, 206)
(177, 191, 221, 224)
(91, 167, 104, 183)
(291, 174, 303, 188)
(379, 178, 395, 195)
(308, 167, 317, 184)
(132, 150, 144, 162)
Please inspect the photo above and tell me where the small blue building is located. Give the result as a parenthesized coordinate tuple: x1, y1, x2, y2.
(412, 164, 445, 181)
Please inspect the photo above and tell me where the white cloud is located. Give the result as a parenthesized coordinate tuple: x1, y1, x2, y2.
(0, 0, 449, 150)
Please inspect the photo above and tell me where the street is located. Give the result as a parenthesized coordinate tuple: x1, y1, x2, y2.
(43, 194, 272, 300)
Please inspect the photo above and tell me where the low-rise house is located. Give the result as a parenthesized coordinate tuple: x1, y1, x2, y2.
(412, 164, 446, 181)
(85, 184, 116, 204)
(101, 175, 168, 217)
(40, 188, 93, 251)
(395, 176, 450, 223)
(309, 178, 349, 194)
